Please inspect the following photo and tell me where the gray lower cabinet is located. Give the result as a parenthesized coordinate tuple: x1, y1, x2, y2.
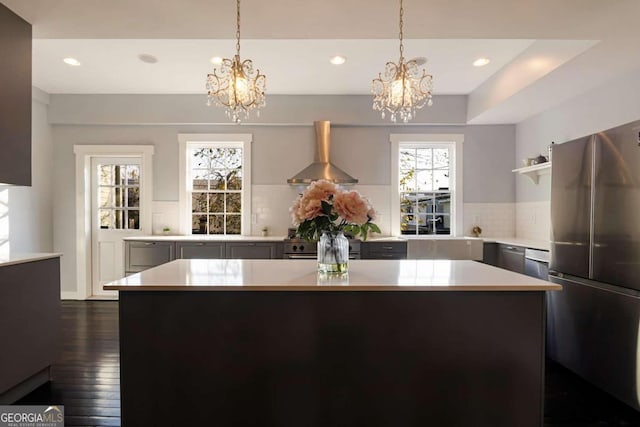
(497, 244, 525, 274)
(482, 242, 499, 267)
(176, 242, 225, 259)
(362, 241, 407, 260)
(0, 257, 60, 403)
(126, 241, 175, 274)
(226, 242, 282, 259)
(125, 240, 284, 271)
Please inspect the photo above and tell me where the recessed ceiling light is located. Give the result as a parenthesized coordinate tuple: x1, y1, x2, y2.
(473, 57, 491, 67)
(63, 57, 81, 66)
(210, 56, 223, 65)
(138, 54, 158, 64)
(329, 55, 347, 65)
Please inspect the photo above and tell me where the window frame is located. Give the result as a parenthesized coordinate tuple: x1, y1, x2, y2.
(390, 134, 464, 237)
(178, 134, 252, 236)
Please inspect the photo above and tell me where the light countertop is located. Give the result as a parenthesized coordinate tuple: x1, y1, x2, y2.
(104, 259, 560, 292)
(0, 252, 62, 268)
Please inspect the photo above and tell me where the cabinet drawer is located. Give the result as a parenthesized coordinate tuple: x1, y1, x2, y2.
(226, 242, 282, 259)
(126, 241, 175, 272)
(176, 242, 225, 259)
(362, 241, 407, 259)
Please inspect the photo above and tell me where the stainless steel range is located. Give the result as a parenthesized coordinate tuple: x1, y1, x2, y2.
(283, 235, 361, 260)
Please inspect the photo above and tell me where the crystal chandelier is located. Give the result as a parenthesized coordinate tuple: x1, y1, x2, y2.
(206, 0, 266, 123)
(372, 0, 433, 123)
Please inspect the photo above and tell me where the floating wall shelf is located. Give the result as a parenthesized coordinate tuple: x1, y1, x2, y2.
(512, 162, 551, 184)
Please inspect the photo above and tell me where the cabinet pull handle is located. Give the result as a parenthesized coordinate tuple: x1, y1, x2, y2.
(144, 242, 155, 246)
(382, 246, 393, 250)
(381, 254, 394, 258)
(195, 243, 205, 246)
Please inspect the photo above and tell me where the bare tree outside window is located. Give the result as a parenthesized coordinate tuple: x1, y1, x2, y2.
(189, 147, 243, 234)
(399, 147, 451, 235)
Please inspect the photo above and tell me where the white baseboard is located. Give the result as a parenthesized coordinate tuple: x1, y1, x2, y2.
(60, 291, 84, 300)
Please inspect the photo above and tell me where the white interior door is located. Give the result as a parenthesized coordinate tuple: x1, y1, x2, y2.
(91, 157, 144, 297)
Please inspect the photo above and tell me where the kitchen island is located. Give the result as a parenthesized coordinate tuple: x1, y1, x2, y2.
(106, 259, 560, 427)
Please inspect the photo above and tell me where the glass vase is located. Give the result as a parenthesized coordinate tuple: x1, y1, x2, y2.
(317, 230, 349, 274)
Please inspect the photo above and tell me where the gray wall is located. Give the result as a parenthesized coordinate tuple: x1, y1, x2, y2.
(51, 123, 516, 201)
(49, 94, 516, 294)
(515, 68, 640, 202)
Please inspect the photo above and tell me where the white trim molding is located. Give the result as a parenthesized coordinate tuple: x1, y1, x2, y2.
(73, 145, 154, 300)
(389, 134, 464, 237)
(178, 134, 253, 236)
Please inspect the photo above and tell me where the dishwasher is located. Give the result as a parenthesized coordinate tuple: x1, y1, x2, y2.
(524, 248, 549, 280)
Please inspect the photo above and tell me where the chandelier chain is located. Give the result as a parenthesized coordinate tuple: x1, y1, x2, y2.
(398, 0, 404, 60)
(235, 0, 241, 56)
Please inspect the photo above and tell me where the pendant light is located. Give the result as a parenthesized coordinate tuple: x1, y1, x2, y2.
(372, 0, 433, 123)
(206, 0, 266, 123)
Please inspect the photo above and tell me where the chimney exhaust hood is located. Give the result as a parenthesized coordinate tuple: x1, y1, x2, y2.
(287, 121, 358, 186)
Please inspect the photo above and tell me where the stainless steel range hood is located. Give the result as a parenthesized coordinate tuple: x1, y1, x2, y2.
(287, 121, 358, 185)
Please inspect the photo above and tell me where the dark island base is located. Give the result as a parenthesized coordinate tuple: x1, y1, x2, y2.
(119, 291, 545, 427)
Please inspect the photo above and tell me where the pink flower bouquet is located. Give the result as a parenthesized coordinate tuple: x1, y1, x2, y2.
(290, 180, 380, 240)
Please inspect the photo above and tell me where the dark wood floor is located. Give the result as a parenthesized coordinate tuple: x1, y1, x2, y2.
(17, 301, 640, 427)
(17, 301, 120, 427)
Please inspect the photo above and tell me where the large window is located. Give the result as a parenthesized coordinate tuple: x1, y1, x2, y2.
(391, 135, 463, 236)
(178, 135, 252, 235)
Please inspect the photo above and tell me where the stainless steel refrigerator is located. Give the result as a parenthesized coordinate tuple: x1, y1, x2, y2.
(549, 119, 640, 411)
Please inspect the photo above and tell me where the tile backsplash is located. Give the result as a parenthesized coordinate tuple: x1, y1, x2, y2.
(515, 201, 551, 241)
(463, 203, 515, 237)
(149, 186, 550, 240)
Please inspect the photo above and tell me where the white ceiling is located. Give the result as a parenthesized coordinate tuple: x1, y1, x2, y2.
(33, 39, 537, 95)
(3, 0, 640, 124)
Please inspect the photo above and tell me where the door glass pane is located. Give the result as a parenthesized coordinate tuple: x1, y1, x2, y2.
(99, 165, 113, 186)
(114, 187, 124, 208)
(97, 162, 142, 230)
(126, 210, 140, 229)
(127, 187, 140, 208)
(114, 209, 123, 229)
(113, 166, 123, 186)
(99, 188, 113, 208)
(126, 165, 140, 185)
(99, 209, 112, 229)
